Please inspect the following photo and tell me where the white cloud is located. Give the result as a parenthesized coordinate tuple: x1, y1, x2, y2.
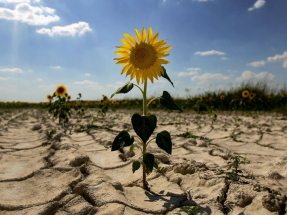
(191, 73, 230, 85)
(0, 0, 30, 3)
(0, 67, 23, 73)
(178, 68, 201, 77)
(248, 0, 265, 11)
(267, 51, 287, 68)
(247, 60, 265, 67)
(84, 73, 91, 76)
(195, 50, 226, 56)
(74, 80, 103, 89)
(38, 84, 56, 91)
(236, 71, 275, 82)
(0, 76, 8, 80)
(36, 22, 92, 37)
(106, 81, 124, 88)
(0, 3, 59, 25)
(221, 57, 228, 60)
(37, 78, 43, 81)
(178, 71, 198, 77)
(50, 66, 61, 69)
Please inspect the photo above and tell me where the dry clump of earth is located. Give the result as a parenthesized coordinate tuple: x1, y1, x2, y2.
(0, 108, 286, 214)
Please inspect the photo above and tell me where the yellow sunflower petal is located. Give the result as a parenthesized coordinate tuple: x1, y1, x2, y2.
(116, 46, 131, 51)
(120, 38, 133, 48)
(147, 27, 153, 43)
(121, 63, 132, 75)
(126, 65, 134, 76)
(141, 27, 146, 43)
(123, 33, 136, 45)
(158, 46, 173, 53)
(114, 51, 130, 57)
(115, 58, 130, 65)
(150, 31, 159, 44)
(156, 53, 170, 58)
(157, 59, 170, 64)
(136, 72, 141, 84)
(134, 28, 142, 43)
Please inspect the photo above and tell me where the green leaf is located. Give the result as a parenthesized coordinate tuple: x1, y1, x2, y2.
(156, 130, 172, 154)
(161, 66, 174, 87)
(143, 153, 155, 173)
(110, 82, 134, 99)
(111, 130, 134, 151)
(130, 144, 140, 154)
(160, 91, 183, 112)
(132, 161, 141, 173)
(131, 114, 157, 143)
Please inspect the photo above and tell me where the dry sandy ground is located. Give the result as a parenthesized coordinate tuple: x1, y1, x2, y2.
(0, 108, 286, 215)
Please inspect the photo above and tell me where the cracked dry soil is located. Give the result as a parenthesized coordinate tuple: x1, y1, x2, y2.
(0, 109, 286, 215)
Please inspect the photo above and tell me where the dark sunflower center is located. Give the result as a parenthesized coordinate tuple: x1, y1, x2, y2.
(57, 87, 64, 94)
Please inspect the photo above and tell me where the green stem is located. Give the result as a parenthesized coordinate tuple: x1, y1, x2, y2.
(146, 137, 156, 147)
(142, 81, 148, 190)
(134, 84, 144, 96)
(147, 96, 161, 109)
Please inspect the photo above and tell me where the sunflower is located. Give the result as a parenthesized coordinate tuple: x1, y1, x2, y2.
(235, 96, 239, 101)
(249, 93, 255, 100)
(205, 98, 209, 102)
(67, 95, 71, 101)
(46, 94, 52, 101)
(198, 97, 203, 102)
(209, 97, 212, 101)
(191, 97, 195, 101)
(152, 101, 156, 105)
(136, 101, 140, 105)
(55, 85, 67, 97)
(220, 95, 225, 100)
(114, 27, 172, 84)
(242, 90, 249, 98)
(111, 100, 117, 105)
(269, 94, 273, 99)
(103, 95, 109, 103)
(282, 92, 286, 98)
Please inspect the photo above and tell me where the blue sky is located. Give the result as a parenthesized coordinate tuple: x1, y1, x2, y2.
(0, 0, 286, 102)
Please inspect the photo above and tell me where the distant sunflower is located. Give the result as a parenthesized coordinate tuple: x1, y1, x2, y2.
(55, 85, 67, 97)
(67, 95, 71, 101)
(198, 97, 203, 102)
(269, 94, 273, 99)
(220, 95, 225, 100)
(249, 93, 255, 100)
(103, 95, 109, 103)
(205, 98, 209, 102)
(136, 101, 140, 105)
(111, 100, 117, 105)
(242, 90, 249, 98)
(209, 97, 212, 101)
(152, 101, 156, 105)
(46, 94, 52, 101)
(282, 92, 286, 98)
(114, 27, 172, 84)
(235, 96, 239, 101)
(191, 97, 195, 101)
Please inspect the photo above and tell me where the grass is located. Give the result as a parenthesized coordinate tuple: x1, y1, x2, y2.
(1, 81, 286, 114)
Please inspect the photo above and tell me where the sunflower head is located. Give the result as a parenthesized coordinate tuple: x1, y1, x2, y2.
(114, 27, 172, 84)
(191, 97, 195, 101)
(235, 96, 239, 101)
(198, 97, 203, 102)
(282, 92, 286, 98)
(152, 101, 156, 105)
(249, 93, 255, 100)
(67, 95, 71, 101)
(220, 95, 225, 100)
(209, 97, 212, 101)
(242, 90, 249, 98)
(55, 85, 67, 97)
(269, 94, 273, 99)
(205, 98, 209, 102)
(136, 101, 140, 105)
(111, 100, 117, 105)
(103, 95, 109, 103)
(46, 94, 52, 101)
